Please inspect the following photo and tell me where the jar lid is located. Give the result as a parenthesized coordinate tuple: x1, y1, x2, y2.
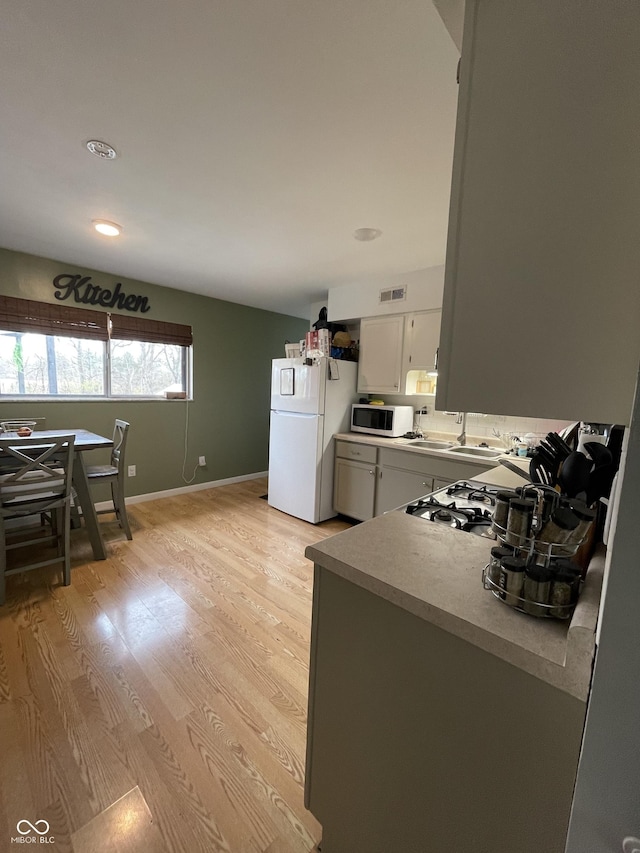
(491, 546, 513, 559)
(553, 558, 582, 575)
(509, 499, 536, 511)
(553, 567, 579, 583)
(525, 564, 552, 582)
(500, 556, 527, 571)
(550, 507, 580, 530)
(568, 499, 597, 522)
(496, 490, 519, 502)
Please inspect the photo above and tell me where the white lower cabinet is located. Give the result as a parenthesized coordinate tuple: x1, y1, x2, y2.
(334, 458, 377, 522)
(335, 440, 491, 522)
(433, 477, 454, 491)
(375, 467, 434, 516)
(334, 439, 378, 521)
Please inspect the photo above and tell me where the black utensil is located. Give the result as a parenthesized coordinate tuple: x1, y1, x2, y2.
(499, 458, 533, 482)
(586, 462, 616, 506)
(546, 432, 573, 458)
(558, 451, 592, 497)
(529, 455, 553, 486)
(583, 442, 613, 469)
(535, 445, 559, 480)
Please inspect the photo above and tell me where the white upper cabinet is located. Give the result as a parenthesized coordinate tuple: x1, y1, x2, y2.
(436, 0, 640, 425)
(357, 315, 405, 394)
(358, 310, 442, 395)
(403, 310, 441, 374)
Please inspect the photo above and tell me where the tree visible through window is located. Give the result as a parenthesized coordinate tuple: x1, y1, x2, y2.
(110, 340, 184, 396)
(0, 296, 192, 399)
(0, 332, 104, 395)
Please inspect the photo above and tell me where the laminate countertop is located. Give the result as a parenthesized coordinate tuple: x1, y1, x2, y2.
(306, 465, 603, 702)
(333, 431, 507, 468)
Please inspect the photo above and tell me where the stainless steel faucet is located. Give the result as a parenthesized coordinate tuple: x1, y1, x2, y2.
(456, 412, 467, 446)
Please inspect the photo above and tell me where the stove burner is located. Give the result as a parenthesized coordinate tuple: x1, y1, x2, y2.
(446, 481, 499, 506)
(404, 480, 500, 538)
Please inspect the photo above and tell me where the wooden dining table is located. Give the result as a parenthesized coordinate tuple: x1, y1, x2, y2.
(1, 428, 114, 561)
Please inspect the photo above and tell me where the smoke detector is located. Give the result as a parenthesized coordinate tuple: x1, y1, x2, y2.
(86, 140, 118, 160)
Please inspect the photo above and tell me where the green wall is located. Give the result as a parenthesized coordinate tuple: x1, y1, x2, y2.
(0, 248, 309, 497)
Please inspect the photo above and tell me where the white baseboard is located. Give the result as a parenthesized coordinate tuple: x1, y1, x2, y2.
(93, 470, 268, 512)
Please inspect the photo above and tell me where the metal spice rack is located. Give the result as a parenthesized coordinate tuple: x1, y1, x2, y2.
(483, 518, 586, 620)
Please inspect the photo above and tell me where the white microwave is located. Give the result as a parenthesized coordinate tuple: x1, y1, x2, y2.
(351, 404, 414, 437)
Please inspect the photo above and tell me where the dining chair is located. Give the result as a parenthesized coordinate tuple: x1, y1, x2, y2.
(0, 434, 75, 606)
(86, 419, 132, 540)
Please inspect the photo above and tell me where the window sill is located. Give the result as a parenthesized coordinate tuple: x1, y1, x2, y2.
(0, 396, 193, 403)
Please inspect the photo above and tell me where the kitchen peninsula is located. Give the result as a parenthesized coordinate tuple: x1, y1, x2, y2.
(304, 467, 603, 853)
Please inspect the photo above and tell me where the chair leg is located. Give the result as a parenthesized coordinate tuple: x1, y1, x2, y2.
(112, 479, 132, 540)
(63, 503, 71, 587)
(0, 521, 6, 606)
(70, 499, 81, 529)
(55, 507, 63, 556)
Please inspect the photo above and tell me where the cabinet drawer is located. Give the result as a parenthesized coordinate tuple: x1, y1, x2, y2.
(335, 441, 377, 465)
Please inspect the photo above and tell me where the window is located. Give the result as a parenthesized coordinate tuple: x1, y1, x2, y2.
(0, 296, 192, 399)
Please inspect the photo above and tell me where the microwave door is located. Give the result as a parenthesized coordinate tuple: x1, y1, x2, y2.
(271, 358, 324, 415)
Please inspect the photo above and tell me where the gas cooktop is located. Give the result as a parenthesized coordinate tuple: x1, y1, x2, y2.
(405, 480, 499, 539)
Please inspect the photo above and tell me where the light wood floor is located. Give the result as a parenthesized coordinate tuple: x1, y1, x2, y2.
(0, 478, 351, 852)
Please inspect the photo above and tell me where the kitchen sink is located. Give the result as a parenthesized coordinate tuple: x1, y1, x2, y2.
(447, 446, 503, 458)
(409, 440, 455, 450)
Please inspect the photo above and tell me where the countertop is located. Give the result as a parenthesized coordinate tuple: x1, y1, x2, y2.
(306, 462, 602, 701)
(334, 430, 509, 468)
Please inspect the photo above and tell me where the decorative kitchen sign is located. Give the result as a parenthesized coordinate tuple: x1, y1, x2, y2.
(52, 273, 151, 313)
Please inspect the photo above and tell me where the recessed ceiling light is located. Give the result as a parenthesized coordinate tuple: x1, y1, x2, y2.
(86, 140, 118, 160)
(93, 220, 122, 237)
(353, 227, 382, 242)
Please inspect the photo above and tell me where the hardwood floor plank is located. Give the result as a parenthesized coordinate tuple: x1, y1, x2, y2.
(0, 477, 351, 852)
(70, 785, 167, 853)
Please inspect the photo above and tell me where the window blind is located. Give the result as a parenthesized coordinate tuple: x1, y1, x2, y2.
(0, 296, 192, 347)
(0, 295, 109, 341)
(110, 313, 193, 347)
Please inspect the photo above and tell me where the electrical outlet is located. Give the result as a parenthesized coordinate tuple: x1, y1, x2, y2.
(128, 465, 136, 477)
(198, 456, 206, 467)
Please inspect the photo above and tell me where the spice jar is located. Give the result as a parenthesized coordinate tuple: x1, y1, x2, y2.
(488, 546, 513, 586)
(565, 499, 597, 547)
(552, 558, 583, 601)
(549, 567, 578, 618)
(505, 499, 535, 547)
(499, 556, 526, 607)
(535, 506, 580, 555)
(523, 564, 552, 616)
(492, 491, 518, 534)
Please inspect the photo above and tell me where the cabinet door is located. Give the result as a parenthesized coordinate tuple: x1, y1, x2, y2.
(433, 477, 454, 491)
(437, 0, 640, 425)
(405, 310, 441, 372)
(357, 315, 404, 394)
(334, 458, 377, 521)
(375, 467, 434, 516)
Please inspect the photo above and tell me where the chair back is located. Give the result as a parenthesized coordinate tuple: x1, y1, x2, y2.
(111, 420, 130, 475)
(0, 434, 75, 515)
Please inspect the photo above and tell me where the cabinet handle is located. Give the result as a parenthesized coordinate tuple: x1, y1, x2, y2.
(369, 470, 375, 476)
(352, 450, 361, 456)
(422, 482, 428, 487)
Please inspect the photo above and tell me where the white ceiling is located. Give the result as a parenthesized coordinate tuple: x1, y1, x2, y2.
(0, 0, 460, 319)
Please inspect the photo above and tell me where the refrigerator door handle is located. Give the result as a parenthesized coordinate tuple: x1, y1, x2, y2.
(272, 410, 318, 418)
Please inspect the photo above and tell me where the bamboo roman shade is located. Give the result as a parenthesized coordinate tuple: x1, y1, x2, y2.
(0, 295, 109, 340)
(0, 296, 192, 347)
(110, 313, 193, 347)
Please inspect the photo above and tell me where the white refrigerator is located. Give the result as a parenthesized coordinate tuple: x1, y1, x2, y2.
(268, 357, 358, 523)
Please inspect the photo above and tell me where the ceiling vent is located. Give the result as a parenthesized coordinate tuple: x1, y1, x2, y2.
(379, 285, 407, 304)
